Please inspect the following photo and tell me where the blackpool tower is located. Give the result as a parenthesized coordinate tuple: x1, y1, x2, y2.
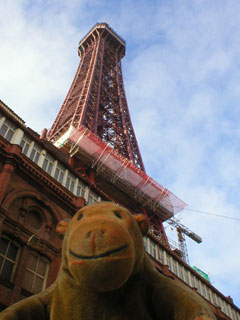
(48, 23, 144, 171)
(47, 23, 185, 242)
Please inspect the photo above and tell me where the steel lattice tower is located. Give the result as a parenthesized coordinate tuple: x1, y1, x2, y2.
(48, 23, 144, 171)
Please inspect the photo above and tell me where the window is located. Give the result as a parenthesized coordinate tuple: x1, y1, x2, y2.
(22, 253, 49, 294)
(0, 237, 20, 281)
(191, 275, 196, 288)
(178, 264, 184, 280)
(20, 136, 31, 155)
(205, 286, 211, 301)
(232, 309, 238, 320)
(65, 172, 75, 193)
(54, 164, 65, 184)
(195, 278, 201, 293)
(157, 247, 163, 263)
(88, 191, 99, 204)
(227, 306, 233, 319)
(149, 240, 156, 259)
(201, 283, 207, 298)
(0, 120, 16, 142)
(223, 301, 229, 316)
(143, 237, 149, 252)
(26, 208, 43, 230)
(214, 293, 220, 306)
(29, 144, 41, 164)
(183, 269, 189, 284)
(172, 259, 177, 275)
(166, 255, 172, 269)
(220, 298, 225, 311)
(42, 154, 54, 175)
(236, 310, 240, 320)
(76, 181, 86, 198)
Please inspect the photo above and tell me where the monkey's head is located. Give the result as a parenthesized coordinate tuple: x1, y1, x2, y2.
(57, 202, 149, 292)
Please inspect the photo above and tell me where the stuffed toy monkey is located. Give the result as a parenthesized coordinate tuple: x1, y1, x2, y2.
(0, 202, 216, 320)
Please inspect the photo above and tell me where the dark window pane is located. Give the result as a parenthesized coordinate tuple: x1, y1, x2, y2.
(0, 238, 8, 255)
(27, 254, 38, 271)
(22, 270, 34, 292)
(19, 292, 30, 300)
(27, 210, 42, 229)
(192, 277, 196, 287)
(70, 181, 74, 193)
(59, 172, 64, 184)
(0, 256, 3, 270)
(23, 144, 29, 155)
(29, 149, 35, 160)
(8, 243, 18, 261)
(33, 276, 43, 294)
(34, 153, 40, 164)
(81, 189, 85, 197)
(66, 178, 70, 189)
(54, 168, 59, 180)
(37, 259, 46, 276)
(42, 159, 48, 171)
(47, 163, 53, 174)
(5, 130, 13, 142)
(1, 260, 13, 281)
(0, 125, 7, 137)
(20, 140, 25, 148)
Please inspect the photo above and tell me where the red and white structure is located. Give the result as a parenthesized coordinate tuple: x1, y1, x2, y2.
(48, 23, 186, 242)
(48, 23, 144, 170)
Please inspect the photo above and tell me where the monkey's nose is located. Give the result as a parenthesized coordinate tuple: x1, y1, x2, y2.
(89, 230, 105, 253)
(86, 229, 104, 238)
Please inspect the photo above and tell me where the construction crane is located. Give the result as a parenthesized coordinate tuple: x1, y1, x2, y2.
(167, 219, 202, 264)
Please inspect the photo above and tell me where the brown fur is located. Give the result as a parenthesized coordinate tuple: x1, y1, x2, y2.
(0, 202, 216, 320)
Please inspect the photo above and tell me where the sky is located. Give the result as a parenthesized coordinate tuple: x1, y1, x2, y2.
(0, 0, 240, 308)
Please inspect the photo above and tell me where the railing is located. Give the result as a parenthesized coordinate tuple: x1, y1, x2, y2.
(144, 236, 240, 320)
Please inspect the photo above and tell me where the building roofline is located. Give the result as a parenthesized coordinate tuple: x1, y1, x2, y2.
(0, 99, 26, 126)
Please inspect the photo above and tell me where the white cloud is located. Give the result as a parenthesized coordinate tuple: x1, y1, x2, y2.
(0, 1, 87, 131)
(125, 0, 240, 306)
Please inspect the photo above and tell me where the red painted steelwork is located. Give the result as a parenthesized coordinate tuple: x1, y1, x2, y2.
(48, 23, 144, 170)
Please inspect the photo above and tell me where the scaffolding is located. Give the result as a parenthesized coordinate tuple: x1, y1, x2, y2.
(67, 126, 187, 221)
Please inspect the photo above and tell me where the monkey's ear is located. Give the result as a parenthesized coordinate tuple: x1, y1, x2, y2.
(56, 219, 70, 237)
(134, 214, 149, 236)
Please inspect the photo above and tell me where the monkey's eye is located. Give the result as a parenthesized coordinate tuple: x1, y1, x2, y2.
(77, 213, 83, 221)
(114, 211, 122, 219)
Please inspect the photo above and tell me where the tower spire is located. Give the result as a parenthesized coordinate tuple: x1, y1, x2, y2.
(48, 23, 144, 171)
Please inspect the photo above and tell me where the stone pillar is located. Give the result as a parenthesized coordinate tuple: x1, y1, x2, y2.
(11, 128, 24, 145)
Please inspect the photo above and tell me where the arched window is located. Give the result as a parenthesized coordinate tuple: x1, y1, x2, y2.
(0, 236, 21, 282)
(26, 207, 44, 230)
